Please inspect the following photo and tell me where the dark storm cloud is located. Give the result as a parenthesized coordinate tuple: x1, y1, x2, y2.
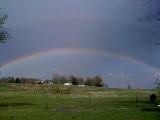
(1, 0, 159, 67)
(2, 17, 159, 67)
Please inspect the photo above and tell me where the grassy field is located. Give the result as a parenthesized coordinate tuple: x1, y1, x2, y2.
(0, 84, 159, 120)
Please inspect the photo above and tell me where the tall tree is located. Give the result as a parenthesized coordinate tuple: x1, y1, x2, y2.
(0, 8, 9, 74)
(85, 76, 104, 87)
(52, 74, 68, 84)
(0, 8, 9, 44)
(93, 76, 104, 87)
(69, 75, 79, 85)
(154, 72, 160, 94)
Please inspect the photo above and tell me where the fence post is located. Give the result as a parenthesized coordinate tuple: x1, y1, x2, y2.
(45, 94, 49, 109)
(88, 92, 91, 109)
(136, 96, 138, 107)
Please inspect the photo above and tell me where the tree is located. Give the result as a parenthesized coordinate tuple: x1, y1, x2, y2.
(77, 76, 85, 85)
(93, 75, 104, 87)
(0, 8, 9, 44)
(85, 76, 104, 87)
(52, 74, 68, 84)
(0, 77, 16, 83)
(68, 75, 79, 85)
(15, 77, 21, 84)
(154, 79, 160, 94)
(0, 9, 9, 74)
(85, 77, 93, 86)
(154, 73, 160, 94)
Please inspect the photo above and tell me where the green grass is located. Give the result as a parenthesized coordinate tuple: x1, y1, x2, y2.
(0, 84, 159, 120)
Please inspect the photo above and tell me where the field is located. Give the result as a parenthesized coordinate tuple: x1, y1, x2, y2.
(0, 84, 159, 120)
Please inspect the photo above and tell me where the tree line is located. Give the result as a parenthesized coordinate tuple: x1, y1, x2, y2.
(0, 77, 41, 84)
(52, 74, 105, 87)
(0, 74, 107, 87)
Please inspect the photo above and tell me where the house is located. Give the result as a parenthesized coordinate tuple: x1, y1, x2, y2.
(64, 82, 72, 86)
(36, 80, 44, 84)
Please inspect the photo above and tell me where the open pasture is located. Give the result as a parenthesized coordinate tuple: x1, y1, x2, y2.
(0, 84, 159, 120)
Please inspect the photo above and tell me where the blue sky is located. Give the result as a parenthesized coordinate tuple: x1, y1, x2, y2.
(0, 0, 160, 88)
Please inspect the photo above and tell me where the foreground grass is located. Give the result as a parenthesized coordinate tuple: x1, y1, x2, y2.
(0, 84, 159, 120)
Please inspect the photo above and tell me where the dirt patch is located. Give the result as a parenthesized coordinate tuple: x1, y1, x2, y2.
(48, 107, 86, 112)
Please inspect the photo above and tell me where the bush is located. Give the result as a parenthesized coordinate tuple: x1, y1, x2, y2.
(52, 86, 71, 94)
(53, 87, 61, 94)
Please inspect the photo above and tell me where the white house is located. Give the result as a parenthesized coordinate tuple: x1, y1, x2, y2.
(64, 82, 72, 86)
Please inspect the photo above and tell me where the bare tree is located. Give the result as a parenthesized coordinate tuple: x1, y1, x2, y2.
(0, 8, 9, 44)
(0, 8, 9, 75)
(154, 72, 160, 94)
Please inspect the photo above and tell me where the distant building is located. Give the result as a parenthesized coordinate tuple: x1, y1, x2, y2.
(36, 80, 44, 84)
(64, 82, 72, 86)
(48, 82, 53, 85)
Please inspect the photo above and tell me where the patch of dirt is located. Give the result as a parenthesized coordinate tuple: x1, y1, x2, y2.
(48, 107, 87, 112)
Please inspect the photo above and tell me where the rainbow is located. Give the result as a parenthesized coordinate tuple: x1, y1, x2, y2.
(1, 48, 152, 68)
